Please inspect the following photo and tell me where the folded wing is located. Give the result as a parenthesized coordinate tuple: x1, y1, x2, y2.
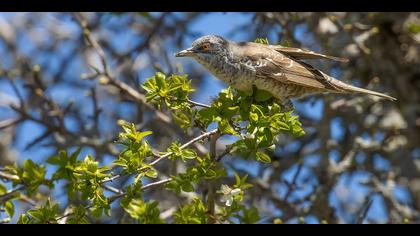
(271, 45, 349, 63)
(245, 51, 341, 91)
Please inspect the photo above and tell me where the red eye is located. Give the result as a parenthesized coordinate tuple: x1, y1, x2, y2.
(201, 44, 209, 51)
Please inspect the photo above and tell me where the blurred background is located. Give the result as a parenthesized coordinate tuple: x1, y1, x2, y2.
(0, 12, 419, 223)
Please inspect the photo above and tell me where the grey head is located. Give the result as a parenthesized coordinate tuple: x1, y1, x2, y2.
(175, 35, 230, 62)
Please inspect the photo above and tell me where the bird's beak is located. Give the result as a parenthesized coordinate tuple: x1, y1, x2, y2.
(175, 48, 195, 57)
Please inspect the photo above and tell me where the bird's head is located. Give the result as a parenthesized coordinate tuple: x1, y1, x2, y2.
(175, 35, 229, 62)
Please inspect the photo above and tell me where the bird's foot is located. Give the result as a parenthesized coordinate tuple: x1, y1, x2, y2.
(278, 98, 295, 112)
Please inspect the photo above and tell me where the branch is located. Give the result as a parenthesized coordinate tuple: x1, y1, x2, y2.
(73, 12, 173, 126)
(187, 99, 211, 108)
(283, 163, 303, 201)
(355, 197, 373, 224)
(149, 129, 218, 166)
(102, 185, 124, 195)
(74, 13, 109, 75)
(207, 131, 221, 222)
(0, 118, 22, 130)
(0, 171, 19, 182)
(0, 186, 24, 205)
(216, 144, 234, 162)
(101, 129, 218, 185)
(141, 178, 173, 191)
(100, 174, 122, 185)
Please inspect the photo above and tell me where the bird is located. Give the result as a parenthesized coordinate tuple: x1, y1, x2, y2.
(174, 35, 396, 109)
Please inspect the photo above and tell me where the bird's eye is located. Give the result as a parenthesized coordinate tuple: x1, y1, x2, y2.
(201, 44, 210, 51)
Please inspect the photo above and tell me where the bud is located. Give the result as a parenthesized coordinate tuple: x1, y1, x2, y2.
(98, 75, 109, 85)
(244, 133, 255, 140)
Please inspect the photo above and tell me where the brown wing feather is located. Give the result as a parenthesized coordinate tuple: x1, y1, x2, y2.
(270, 45, 349, 62)
(246, 51, 339, 91)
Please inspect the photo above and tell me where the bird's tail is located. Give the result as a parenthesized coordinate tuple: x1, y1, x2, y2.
(325, 74, 397, 101)
(337, 83, 397, 101)
(343, 85, 397, 101)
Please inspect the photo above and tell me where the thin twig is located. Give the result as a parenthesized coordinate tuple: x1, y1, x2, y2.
(216, 144, 234, 162)
(284, 163, 303, 201)
(0, 186, 24, 205)
(108, 178, 173, 202)
(19, 194, 37, 206)
(74, 13, 110, 76)
(99, 174, 122, 184)
(0, 171, 19, 181)
(355, 198, 373, 224)
(141, 178, 172, 191)
(0, 118, 22, 130)
(187, 99, 211, 108)
(90, 87, 101, 137)
(149, 129, 218, 166)
(102, 185, 124, 195)
(206, 131, 220, 222)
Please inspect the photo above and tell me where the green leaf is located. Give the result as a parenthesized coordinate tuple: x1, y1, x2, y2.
(122, 198, 163, 224)
(181, 149, 198, 161)
(5, 201, 15, 218)
(218, 119, 237, 135)
(408, 23, 420, 34)
(47, 149, 81, 181)
(234, 172, 242, 187)
(66, 205, 89, 224)
(173, 198, 208, 224)
(180, 181, 194, 192)
(249, 112, 258, 123)
(90, 188, 110, 218)
(166, 171, 197, 194)
(255, 151, 271, 163)
(17, 214, 31, 224)
(69, 148, 82, 164)
(46, 154, 61, 165)
(172, 110, 192, 129)
(142, 164, 158, 179)
(136, 131, 153, 143)
(254, 37, 270, 45)
(0, 183, 6, 194)
(25, 199, 60, 224)
(198, 107, 218, 120)
(137, 12, 151, 18)
(73, 155, 111, 210)
(91, 206, 103, 219)
(238, 207, 260, 224)
(258, 127, 273, 148)
(233, 172, 253, 190)
(19, 159, 48, 195)
(167, 142, 198, 162)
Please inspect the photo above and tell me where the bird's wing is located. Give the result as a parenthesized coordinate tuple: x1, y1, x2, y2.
(244, 50, 341, 91)
(236, 43, 395, 100)
(270, 45, 349, 62)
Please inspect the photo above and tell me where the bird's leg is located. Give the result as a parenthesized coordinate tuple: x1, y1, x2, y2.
(277, 98, 295, 112)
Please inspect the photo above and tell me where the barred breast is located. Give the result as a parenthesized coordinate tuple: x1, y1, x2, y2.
(253, 77, 320, 99)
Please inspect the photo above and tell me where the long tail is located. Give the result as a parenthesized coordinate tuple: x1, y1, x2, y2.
(342, 85, 397, 101)
(325, 74, 397, 101)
